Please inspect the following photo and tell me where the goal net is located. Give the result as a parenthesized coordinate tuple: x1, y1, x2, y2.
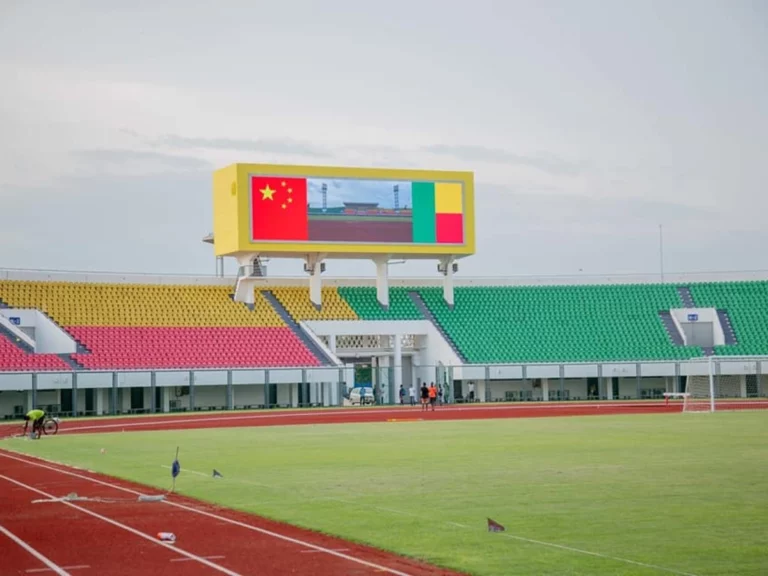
(683, 357, 768, 412)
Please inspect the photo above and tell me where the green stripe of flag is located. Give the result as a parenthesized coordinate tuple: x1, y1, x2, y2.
(412, 182, 436, 243)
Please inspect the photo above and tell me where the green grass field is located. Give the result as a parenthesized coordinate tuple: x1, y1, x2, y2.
(8, 413, 768, 576)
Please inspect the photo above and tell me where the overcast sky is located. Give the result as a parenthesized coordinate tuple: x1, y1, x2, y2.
(1, 0, 766, 279)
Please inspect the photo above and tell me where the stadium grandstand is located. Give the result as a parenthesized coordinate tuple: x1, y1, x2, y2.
(1, 269, 767, 418)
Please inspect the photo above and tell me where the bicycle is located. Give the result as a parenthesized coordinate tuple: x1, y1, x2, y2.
(13, 416, 60, 439)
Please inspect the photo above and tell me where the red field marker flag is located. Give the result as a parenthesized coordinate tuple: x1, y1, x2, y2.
(251, 176, 309, 241)
(487, 518, 505, 532)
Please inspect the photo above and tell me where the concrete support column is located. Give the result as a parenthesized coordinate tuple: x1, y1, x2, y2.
(150, 372, 157, 413)
(226, 371, 234, 410)
(264, 370, 271, 408)
(559, 364, 565, 401)
(31, 373, 38, 409)
(484, 365, 491, 403)
(305, 256, 324, 307)
(111, 372, 118, 415)
(542, 378, 549, 402)
(95, 388, 105, 415)
(71, 373, 79, 417)
(328, 335, 337, 355)
(393, 334, 402, 396)
(188, 371, 195, 411)
(440, 258, 455, 307)
(375, 258, 390, 308)
(636, 363, 642, 399)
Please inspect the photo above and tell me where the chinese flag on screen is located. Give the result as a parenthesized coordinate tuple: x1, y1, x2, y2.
(251, 176, 309, 241)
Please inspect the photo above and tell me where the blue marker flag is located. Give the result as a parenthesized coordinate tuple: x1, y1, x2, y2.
(171, 446, 180, 479)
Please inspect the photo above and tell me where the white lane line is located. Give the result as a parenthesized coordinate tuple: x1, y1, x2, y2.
(0, 523, 72, 576)
(0, 473, 243, 576)
(58, 402, 671, 433)
(25, 568, 88, 574)
(2, 451, 702, 576)
(170, 555, 226, 562)
(0, 452, 415, 576)
(300, 548, 349, 554)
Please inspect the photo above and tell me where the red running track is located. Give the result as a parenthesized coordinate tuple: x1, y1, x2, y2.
(36, 401, 685, 436)
(0, 450, 464, 576)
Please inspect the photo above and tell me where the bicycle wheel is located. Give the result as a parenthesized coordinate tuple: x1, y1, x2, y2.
(43, 419, 58, 436)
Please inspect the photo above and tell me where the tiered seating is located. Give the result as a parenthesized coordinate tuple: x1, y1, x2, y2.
(0, 282, 283, 327)
(0, 337, 70, 371)
(0, 281, 320, 370)
(269, 287, 359, 321)
(338, 287, 423, 320)
(69, 327, 319, 369)
(417, 285, 701, 363)
(689, 281, 768, 356)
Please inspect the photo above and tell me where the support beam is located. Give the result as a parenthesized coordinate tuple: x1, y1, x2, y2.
(393, 334, 402, 396)
(226, 370, 234, 411)
(71, 373, 78, 417)
(234, 254, 257, 306)
(150, 372, 157, 413)
(111, 372, 118, 415)
(305, 255, 325, 307)
(188, 371, 195, 411)
(374, 258, 390, 308)
(439, 257, 456, 307)
(31, 373, 38, 409)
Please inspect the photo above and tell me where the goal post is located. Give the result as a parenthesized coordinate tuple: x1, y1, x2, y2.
(682, 355, 768, 413)
(683, 356, 715, 413)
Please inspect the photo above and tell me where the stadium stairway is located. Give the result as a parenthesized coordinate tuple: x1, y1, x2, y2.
(658, 310, 685, 346)
(58, 353, 85, 370)
(0, 323, 34, 353)
(677, 286, 696, 308)
(408, 291, 468, 363)
(261, 290, 338, 366)
(717, 309, 738, 345)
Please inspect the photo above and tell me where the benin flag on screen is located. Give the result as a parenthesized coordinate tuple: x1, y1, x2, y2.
(251, 176, 308, 241)
(412, 182, 464, 244)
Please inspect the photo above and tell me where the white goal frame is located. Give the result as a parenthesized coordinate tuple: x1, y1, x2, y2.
(681, 355, 768, 413)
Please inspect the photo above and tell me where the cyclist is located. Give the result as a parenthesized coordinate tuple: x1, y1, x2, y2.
(23, 408, 46, 439)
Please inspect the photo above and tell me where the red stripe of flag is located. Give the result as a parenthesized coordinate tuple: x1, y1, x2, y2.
(435, 213, 464, 244)
(251, 176, 308, 241)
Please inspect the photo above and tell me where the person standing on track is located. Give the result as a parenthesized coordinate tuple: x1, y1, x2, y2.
(420, 383, 429, 411)
(428, 382, 438, 411)
(23, 408, 46, 439)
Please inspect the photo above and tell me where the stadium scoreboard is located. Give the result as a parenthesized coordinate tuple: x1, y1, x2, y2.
(212, 163, 475, 259)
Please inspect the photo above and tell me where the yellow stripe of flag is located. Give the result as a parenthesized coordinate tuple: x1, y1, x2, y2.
(434, 183, 463, 214)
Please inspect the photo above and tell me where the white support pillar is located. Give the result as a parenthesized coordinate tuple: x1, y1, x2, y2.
(393, 334, 403, 395)
(234, 254, 257, 306)
(374, 258, 390, 308)
(305, 255, 324, 307)
(440, 257, 456, 307)
(542, 378, 549, 402)
(328, 334, 337, 355)
(95, 388, 106, 415)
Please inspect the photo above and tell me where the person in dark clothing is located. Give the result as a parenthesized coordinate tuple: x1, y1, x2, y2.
(420, 383, 429, 411)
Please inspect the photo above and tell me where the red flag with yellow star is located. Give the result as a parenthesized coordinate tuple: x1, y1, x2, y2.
(250, 176, 308, 241)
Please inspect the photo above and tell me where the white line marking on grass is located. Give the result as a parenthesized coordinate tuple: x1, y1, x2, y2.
(3, 451, 702, 576)
(0, 473, 244, 576)
(495, 532, 700, 576)
(0, 453, 416, 576)
(25, 566, 89, 574)
(170, 555, 226, 562)
(58, 402, 675, 433)
(0, 523, 73, 576)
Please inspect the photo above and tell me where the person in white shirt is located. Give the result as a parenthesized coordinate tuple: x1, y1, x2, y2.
(409, 385, 417, 406)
